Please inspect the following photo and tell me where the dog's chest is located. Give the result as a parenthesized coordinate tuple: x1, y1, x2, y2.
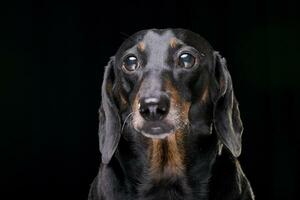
(137, 133, 192, 200)
(148, 133, 185, 179)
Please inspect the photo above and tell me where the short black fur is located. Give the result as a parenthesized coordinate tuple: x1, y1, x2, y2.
(88, 29, 255, 200)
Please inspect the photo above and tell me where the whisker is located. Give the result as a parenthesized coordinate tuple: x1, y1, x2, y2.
(121, 112, 134, 133)
(186, 121, 192, 134)
(120, 32, 136, 42)
(120, 31, 130, 38)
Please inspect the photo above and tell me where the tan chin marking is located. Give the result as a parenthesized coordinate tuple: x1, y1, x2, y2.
(149, 130, 185, 180)
(165, 132, 185, 175)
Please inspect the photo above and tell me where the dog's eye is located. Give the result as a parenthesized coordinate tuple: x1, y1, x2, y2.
(178, 53, 196, 69)
(122, 56, 139, 72)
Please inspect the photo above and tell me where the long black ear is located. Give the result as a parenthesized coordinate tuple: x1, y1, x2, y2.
(213, 51, 243, 157)
(98, 57, 121, 164)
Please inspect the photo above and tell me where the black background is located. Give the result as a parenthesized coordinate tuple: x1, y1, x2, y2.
(2, 0, 300, 199)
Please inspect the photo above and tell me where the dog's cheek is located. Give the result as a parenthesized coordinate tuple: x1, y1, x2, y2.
(179, 101, 191, 126)
(113, 90, 129, 113)
(131, 93, 143, 130)
(189, 103, 212, 135)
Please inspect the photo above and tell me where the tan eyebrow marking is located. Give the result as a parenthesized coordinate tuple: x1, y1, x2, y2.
(137, 42, 145, 52)
(170, 37, 177, 48)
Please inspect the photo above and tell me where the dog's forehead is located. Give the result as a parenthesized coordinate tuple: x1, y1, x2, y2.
(142, 30, 175, 50)
(139, 30, 178, 65)
(115, 29, 214, 62)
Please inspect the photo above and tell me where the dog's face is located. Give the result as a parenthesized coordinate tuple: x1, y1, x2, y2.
(113, 29, 214, 139)
(99, 29, 243, 164)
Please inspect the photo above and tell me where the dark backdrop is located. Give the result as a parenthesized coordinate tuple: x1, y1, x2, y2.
(2, 0, 300, 199)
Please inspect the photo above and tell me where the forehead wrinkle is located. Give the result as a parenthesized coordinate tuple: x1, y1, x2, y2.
(142, 30, 175, 68)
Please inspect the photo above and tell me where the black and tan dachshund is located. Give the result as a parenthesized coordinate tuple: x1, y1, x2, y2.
(88, 29, 255, 200)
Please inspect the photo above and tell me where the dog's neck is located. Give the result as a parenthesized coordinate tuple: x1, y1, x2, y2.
(148, 131, 185, 181)
(117, 130, 219, 199)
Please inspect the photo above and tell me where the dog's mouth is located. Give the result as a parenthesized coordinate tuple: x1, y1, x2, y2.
(135, 121, 175, 139)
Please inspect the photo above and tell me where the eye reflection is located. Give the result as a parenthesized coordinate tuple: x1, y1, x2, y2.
(122, 55, 139, 72)
(178, 53, 196, 69)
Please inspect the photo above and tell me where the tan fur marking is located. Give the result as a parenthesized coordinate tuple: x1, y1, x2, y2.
(137, 42, 145, 52)
(165, 79, 180, 105)
(132, 94, 139, 113)
(150, 139, 163, 173)
(131, 92, 140, 129)
(120, 94, 127, 105)
(165, 79, 190, 123)
(201, 87, 209, 103)
(136, 79, 189, 180)
(170, 37, 177, 48)
(181, 101, 191, 123)
(149, 131, 185, 180)
(219, 78, 227, 96)
(165, 132, 184, 175)
(118, 93, 128, 110)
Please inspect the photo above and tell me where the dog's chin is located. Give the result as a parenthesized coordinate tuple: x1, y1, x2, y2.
(135, 122, 174, 139)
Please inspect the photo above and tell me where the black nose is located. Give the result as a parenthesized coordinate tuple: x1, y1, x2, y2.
(139, 95, 170, 121)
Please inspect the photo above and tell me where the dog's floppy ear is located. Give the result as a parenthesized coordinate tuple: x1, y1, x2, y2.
(98, 57, 121, 164)
(212, 51, 243, 157)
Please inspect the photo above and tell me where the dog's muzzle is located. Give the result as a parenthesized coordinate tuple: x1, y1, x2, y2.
(137, 94, 174, 138)
(139, 94, 170, 121)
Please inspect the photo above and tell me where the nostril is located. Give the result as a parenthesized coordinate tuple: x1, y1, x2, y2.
(156, 107, 168, 119)
(142, 111, 150, 120)
(139, 104, 158, 121)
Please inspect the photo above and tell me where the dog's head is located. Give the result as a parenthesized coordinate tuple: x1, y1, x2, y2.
(99, 29, 243, 164)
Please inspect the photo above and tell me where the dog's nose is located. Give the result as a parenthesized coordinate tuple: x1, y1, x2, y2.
(139, 95, 170, 121)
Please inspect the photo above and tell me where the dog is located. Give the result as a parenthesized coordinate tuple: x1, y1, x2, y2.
(88, 29, 255, 200)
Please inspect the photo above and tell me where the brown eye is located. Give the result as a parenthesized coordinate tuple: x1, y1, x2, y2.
(122, 55, 139, 72)
(178, 53, 196, 69)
